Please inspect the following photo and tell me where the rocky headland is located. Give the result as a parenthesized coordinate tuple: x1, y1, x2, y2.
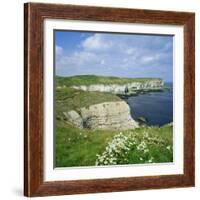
(56, 75, 164, 130)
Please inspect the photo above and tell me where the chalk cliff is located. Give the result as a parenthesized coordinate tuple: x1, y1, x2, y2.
(71, 79, 164, 94)
(63, 101, 138, 130)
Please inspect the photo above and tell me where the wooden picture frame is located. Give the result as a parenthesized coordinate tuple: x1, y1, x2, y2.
(24, 2, 195, 197)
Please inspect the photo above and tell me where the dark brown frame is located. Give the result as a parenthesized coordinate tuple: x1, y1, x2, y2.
(24, 2, 195, 197)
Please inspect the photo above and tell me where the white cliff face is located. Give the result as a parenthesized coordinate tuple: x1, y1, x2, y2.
(71, 80, 164, 94)
(63, 101, 138, 130)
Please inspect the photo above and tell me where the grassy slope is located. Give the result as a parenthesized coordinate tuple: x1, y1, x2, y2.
(56, 87, 121, 119)
(56, 75, 162, 87)
(56, 121, 173, 167)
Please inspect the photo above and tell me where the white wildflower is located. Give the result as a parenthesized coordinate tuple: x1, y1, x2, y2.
(166, 145, 171, 150)
(137, 141, 147, 151)
(148, 157, 154, 163)
(144, 148, 149, 153)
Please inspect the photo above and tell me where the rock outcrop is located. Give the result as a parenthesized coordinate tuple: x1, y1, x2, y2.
(64, 101, 138, 130)
(71, 80, 164, 94)
(63, 110, 83, 129)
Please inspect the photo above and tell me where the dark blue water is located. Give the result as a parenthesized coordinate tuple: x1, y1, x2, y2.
(126, 83, 173, 126)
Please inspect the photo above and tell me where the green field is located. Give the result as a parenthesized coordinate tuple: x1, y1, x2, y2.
(56, 75, 162, 87)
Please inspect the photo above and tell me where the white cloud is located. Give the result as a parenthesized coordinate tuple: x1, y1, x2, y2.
(123, 58, 128, 62)
(126, 48, 136, 55)
(56, 45, 63, 56)
(81, 34, 112, 51)
(58, 51, 98, 67)
(141, 55, 156, 63)
(100, 59, 105, 65)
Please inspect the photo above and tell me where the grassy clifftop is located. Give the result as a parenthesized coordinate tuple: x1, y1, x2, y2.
(56, 75, 162, 87)
(56, 87, 121, 119)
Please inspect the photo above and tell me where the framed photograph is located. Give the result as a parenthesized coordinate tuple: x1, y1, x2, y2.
(24, 3, 195, 197)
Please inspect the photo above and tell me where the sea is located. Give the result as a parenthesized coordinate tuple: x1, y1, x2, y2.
(126, 82, 173, 126)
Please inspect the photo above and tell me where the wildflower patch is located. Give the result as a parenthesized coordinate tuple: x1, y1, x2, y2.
(96, 127, 173, 165)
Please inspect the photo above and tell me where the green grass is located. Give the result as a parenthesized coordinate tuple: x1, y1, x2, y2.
(55, 87, 121, 119)
(56, 75, 162, 87)
(55, 121, 173, 167)
(55, 121, 117, 167)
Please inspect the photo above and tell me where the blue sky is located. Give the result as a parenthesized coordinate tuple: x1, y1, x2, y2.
(55, 31, 173, 82)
